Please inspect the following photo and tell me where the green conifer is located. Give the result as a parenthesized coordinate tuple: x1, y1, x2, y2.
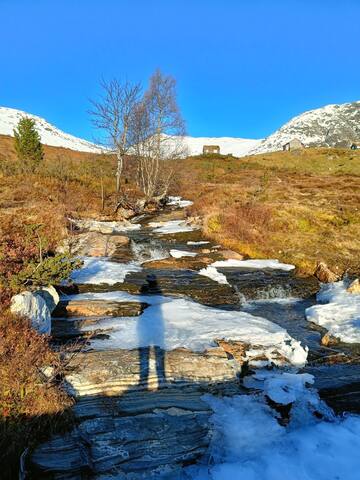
(13, 117, 44, 172)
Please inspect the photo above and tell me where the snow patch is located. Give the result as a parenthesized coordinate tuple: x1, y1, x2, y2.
(212, 258, 295, 271)
(306, 280, 360, 343)
(73, 292, 307, 366)
(179, 135, 262, 157)
(70, 257, 142, 285)
(166, 196, 193, 208)
(170, 249, 197, 258)
(187, 241, 210, 246)
(149, 220, 197, 234)
(182, 372, 360, 480)
(199, 266, 229, 285)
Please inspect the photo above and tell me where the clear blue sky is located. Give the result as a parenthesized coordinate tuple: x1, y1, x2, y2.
(1, 0, 360, 141)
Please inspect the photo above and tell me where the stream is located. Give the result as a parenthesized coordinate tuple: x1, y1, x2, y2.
(28, 203, 360, 479)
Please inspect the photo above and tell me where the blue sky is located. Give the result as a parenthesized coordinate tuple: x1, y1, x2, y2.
(1, 0, 360, 141)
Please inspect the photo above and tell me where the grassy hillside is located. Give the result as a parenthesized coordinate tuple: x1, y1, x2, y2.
(176, 148, 360, 275)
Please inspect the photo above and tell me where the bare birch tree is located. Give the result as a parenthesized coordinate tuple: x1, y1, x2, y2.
(131, 70, 187, 200)
(89, 78, 142, 193)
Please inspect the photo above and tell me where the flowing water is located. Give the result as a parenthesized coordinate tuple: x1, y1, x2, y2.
(28, 206, 360, 478)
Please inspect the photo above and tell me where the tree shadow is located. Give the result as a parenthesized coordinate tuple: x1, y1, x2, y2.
(138, 274, 166, 389)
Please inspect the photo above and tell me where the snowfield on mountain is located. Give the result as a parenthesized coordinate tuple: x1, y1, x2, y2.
(0, 106, 103, 153)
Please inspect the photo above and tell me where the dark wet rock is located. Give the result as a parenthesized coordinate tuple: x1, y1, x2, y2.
(31, 407, 211, 479)
(305, 365, 360, 414)
(75, 268, 240, 307)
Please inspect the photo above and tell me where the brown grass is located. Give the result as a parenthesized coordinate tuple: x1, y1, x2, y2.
(0, 310, 73, 478)
(177, 149, 360, 275)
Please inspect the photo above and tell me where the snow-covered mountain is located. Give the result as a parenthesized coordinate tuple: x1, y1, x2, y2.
(3, 100, 359, 158)
(0, 107, 103, 153)
(180, 136, 262, 157)
(251, 101, 360, 154)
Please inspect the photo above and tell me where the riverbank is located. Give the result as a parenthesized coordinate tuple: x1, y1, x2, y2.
(25, 202, 360, 478)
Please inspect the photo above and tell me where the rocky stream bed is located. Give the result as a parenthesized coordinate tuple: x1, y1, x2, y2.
(27, 203, 360, 479)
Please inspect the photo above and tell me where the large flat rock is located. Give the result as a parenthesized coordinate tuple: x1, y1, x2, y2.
(30, 346, 244, 479)
(64, 347, 241, 397)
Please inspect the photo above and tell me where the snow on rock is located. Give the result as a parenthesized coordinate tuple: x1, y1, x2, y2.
(72, 291, 307, 367)
(11, 291, 51, 335)
(187, 241, 210, 246)
(212, 258, 295, 271)
(199, 258, 295, 285)
(149, 220, 198, 234)
(182, 385, 360, 480)
(166, 196, 193, 208)
(170, 249, 197, 258)
(0, 106, 103, 153)
(244, 371, 315, 405)
(70, 257, 142, 285)
(306, 280, 360, 343)
(251, 100, 360, 154)
(70, 218, 141, 234)
(199, 266, 229, 285)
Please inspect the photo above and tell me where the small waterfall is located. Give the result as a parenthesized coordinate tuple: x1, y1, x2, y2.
(255, 284, 293, 300)
(130, 238, 169, 264)
(233, 283, 293, 304)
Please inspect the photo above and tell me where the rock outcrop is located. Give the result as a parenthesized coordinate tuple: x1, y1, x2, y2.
(58, 231, 129, 257)
(347, 279, 360, 294)
(30, 347, 243, 478)
(314, 262, 340, 283)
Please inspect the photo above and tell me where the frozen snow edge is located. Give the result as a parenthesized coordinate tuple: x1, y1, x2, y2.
(68, 291, 308, 367)
(70, 257, 142, 285)
(306, 280, 360, 343)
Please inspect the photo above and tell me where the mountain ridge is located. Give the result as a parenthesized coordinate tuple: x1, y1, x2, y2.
(1, 101, 360, 157)
(251, 100, 360, 154)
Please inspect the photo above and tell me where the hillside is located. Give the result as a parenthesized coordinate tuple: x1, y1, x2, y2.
(176, 147, 360, 274)
(252, 101, 360, 154)
(0, 107, 103, 153)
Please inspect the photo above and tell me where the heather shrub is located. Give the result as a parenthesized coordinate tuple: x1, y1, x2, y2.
(0, 310, 73, 478)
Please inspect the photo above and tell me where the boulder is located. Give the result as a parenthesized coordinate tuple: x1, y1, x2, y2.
(53, 299, 146, 318)
(11, 291, 51, 335)
(218, 249, 244, 260)
(116, 207, 135, 220)
(314, 262, 340, 283)
(35, 286, 60, 313)
(60, 231, 129, 257)
(347, 278, 360, 294)
(69, 218, 135, 235)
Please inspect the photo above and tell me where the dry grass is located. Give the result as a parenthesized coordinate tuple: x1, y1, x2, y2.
(0, 310, 73, 478)
(177, 148, 360, 275)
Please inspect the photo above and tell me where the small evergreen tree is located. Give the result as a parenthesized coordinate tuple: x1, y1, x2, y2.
(13, 117, 44, 172)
